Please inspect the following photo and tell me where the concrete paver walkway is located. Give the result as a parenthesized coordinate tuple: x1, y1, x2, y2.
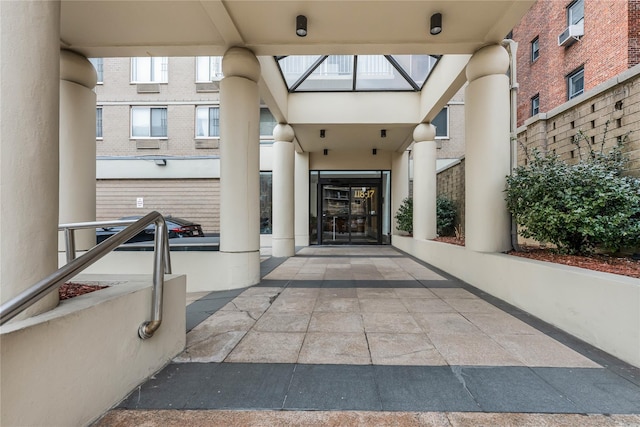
(96, 246, 640, 425)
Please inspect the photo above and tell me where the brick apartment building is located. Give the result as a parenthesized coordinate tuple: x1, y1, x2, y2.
(511, 0, 640, 176)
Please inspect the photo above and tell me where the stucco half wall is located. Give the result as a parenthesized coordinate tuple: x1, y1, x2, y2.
(392, 236, 640, 368)
(0, 274, 186, 426)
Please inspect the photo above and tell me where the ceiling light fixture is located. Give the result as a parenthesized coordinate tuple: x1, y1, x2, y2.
(320, 129, 325, 138)
(430, 13, 442, 35)
(372, 149, 377, 155)
(296, 15, 307, 37)
(323, 149, 328, 155)
(381, 129, 386, 138)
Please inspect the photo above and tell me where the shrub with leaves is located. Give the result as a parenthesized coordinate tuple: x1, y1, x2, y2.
(436, 196, 457, 236)
(506, 129, 640, 254)
(395, 197, 413, 234)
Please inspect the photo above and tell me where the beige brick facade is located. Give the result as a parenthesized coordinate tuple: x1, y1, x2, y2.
(517, 66, 640, 177)
(436, 159, 466, 235)
(97, 178, 220, 233)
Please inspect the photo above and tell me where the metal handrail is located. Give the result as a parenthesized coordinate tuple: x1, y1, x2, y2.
(0, 211, 172, 340)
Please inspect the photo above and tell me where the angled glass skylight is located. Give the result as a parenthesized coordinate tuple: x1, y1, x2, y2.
(275, 54, 439, 92)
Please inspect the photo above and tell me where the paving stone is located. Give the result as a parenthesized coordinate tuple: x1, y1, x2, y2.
(174, 331, 246, 363)
(428, 333, 523, 366)
(393, 288, 439, 298)
(413, 312, 482, 335)
(308, 312, 364, 332)
(375, 366, 480, 411)
(318, 288, 358, 298)
(314, 297, 360, 312)
(462, 311, 541, 336)
(430, 288, 479, 299)
(443, 298, 502, 314)
(298, 332, 371, 365)
(225, 332, 305, 363)
(285, 365, 380, 410)
(362, 312, 422, 333)
(252, 313, 311, 332)
(460, 366, 580, 413)
(533, 367, 640, 414)
(359, 298, 408, 313)
(367, 332, 447, 365)
(492, 334, 601, 368)
(269, 297, 317, 313)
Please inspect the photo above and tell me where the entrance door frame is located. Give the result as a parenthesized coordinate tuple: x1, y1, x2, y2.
(317, 177, 383, 245)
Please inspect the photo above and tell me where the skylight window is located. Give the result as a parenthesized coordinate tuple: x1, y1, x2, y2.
(275, 54, 439, 92)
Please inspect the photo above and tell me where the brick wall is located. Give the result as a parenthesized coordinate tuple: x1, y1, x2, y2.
(437, 87, 466, 159)
(96, 57, 221, 158)
(512, 0, 631, 127)
(436, 159, 465, 234)
(96, 178, 220, 233)
(517, 66, 640, 177)
(630, 0, 640, 67)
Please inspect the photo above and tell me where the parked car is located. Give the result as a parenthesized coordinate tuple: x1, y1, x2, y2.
(96, 215, 204, 244)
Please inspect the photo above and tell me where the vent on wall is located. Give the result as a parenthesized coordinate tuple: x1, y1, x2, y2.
(558, 23, 584, 46)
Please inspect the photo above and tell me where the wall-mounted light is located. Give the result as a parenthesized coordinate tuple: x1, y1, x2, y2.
(372, 148, 377, 155)
(154, 159, 167, 166)
(296, 15, 307, 37)
(380, 129, 386, 138)
(320, 129, 325, 138)
(430, 13, 442, 35)
(323, 149, 328, 156)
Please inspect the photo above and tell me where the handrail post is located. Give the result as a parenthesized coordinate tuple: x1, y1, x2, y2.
(138, 216, 167, 339)
(65, 228, 76, 263)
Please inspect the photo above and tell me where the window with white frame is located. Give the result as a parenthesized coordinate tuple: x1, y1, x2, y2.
(195, 106, 220, 138)
(432, 107, 449, 139)
(260, 108, 277, 139)
(567, 67, 584, 99)
(531, 37, 539, 62)
(89, 58, 103, 83)
(567, 0, 584, 26)
(96, 107, 103, 138)
(531, 94, 540, 116)
(131, 107, 167, 138)
(131, 57, 168, 83)
(196, 56, 223, 82)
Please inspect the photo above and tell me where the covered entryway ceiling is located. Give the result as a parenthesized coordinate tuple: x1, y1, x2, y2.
(60, 0, 534, 153)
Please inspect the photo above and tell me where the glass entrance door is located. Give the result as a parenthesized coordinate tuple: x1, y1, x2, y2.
(350, 186, 379, 244)
(320, 183, 381, 244)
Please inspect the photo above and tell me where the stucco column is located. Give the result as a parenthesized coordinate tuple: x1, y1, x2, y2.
(219, 47, 261, 287)
(59, 50, 98, 252)
(0, 1, 61, 316)
(391, 150, 410, 235)
(412, 124, 437, 240)
(272, 124, 295, 257)
(294, 151, 310, 247)
(465, 44, 511, 252)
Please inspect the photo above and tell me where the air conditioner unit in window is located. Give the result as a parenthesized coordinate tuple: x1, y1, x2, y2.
(558, 24, 584, 46)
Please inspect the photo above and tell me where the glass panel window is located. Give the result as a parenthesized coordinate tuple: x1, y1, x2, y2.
(531, 37, 539, 62)
(260, 108, 277, 138)
(297, 55, 354, 91)
(432, 107, 449, 138)
(567, 67, 584, 99)
(260, 172, 272, 234)
(196, 56, 223, 82)
(568, 0, 584, 26)
(89, 58, 103, 83)
(131, 107, 167, 138)
(96, 107, 103, 138)
(531, 94, 540, 116)
(355, 55, 414, 91)
(131, 57, 168, 83)
(195, 106, 220, 138)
